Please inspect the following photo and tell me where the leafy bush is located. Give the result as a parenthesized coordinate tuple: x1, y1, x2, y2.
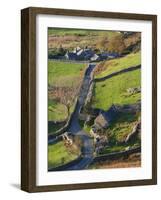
(48, 47, 66, 58)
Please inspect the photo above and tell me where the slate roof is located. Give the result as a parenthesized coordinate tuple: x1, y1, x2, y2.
(95, 105, 118, 129)
(90, 54, 100, 61)
(65, 52, 77, 60)
(65, 48, 119, 61)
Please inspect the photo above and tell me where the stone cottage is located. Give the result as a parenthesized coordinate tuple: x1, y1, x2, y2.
(94, 105, 118, 129)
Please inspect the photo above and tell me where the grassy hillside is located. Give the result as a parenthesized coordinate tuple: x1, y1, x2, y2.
(48, 28, 121, 49)
(92, 69, 141, 111)
(94, 51, 141, 79)
(48, 99, 68, 121)
(101, 111, 141, 154)
(48, 61, 86, 121)
(48, 141, 80, 168)
(48, 60, 86, 87)
(48, 28, 120, 37)
(91, 54, 141, 158)
(92, 67, 141, 156)
(48, 28, 90, 36)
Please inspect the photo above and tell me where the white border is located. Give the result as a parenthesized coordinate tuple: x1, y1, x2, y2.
(36, 14, 152, 186)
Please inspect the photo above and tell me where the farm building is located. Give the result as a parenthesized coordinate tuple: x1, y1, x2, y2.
(65, 52, 77, 60)
(65, 47, 94, 61)
(65, 47, 119, 61)
(94, 105, 118, 129)
(77, 48, 94, 60)
(90, 54, 101, 61)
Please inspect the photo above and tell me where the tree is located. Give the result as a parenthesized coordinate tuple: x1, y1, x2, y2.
(107, 34, 125, 54)
(96, 35, 108, 51)
(50, 80, 82, 118)
(58, 45, 66, 56)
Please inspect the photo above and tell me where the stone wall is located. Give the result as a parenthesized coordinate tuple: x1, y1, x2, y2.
(48, 155, 83, 171)
(48, 120, 66, 128)
(91, 146, 141, 164)
(48, 135, 62, 145)
(79, 65, 96, 116)
(48, 99, 79, 140)
(95, 65, 141, 82)
(48, 64, 91, 140)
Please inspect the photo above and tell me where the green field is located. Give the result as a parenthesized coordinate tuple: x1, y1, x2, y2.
(96, 111, 141, 156)
(48, 28, 120, 37)
(106, 111, 140, 143)
(92, 67, 141, 156)
(48, 60, 86, 87)
(92, 69, 141, 111)
(48, 28, 94, 36)
(48, 60, 87, 122)
(48, 28, 142, 169)
(48, 99, 68, 121)
(95, 51, 141, 79)
(48, 141, 80, 168)
(100, 139, 140, 155)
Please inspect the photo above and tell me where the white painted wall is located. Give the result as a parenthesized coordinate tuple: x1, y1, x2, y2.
(0, 0, 160, 198)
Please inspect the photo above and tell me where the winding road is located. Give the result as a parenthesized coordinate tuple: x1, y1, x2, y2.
(49, 64, 96, 171)
(65, 64, 96, 170)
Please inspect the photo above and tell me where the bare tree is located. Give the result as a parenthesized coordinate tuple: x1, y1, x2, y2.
(50, 79, 82, 118)
(96, 35, 108, 51)
(107, 34, 125, 54)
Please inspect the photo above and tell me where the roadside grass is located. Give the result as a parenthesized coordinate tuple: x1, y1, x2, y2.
(94, 51, 141, 78)
(78, 119, 93, 137)
(84, 124, 91, 133)
(48, 141, 80, 168)
(92, 69, 141, 111)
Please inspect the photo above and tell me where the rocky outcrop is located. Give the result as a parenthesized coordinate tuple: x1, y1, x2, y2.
(126, 87, 141, 95)
(125, 121, 141, 143)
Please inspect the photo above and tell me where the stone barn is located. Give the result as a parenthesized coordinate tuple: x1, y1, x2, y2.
(94, 105, 118, 129)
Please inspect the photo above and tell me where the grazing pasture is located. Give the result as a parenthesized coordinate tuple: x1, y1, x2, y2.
(94, 51, 141, 78)
(48, 60, 86, 122)
(92, 69, 141, 111)
(48, 141, 80, 168)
